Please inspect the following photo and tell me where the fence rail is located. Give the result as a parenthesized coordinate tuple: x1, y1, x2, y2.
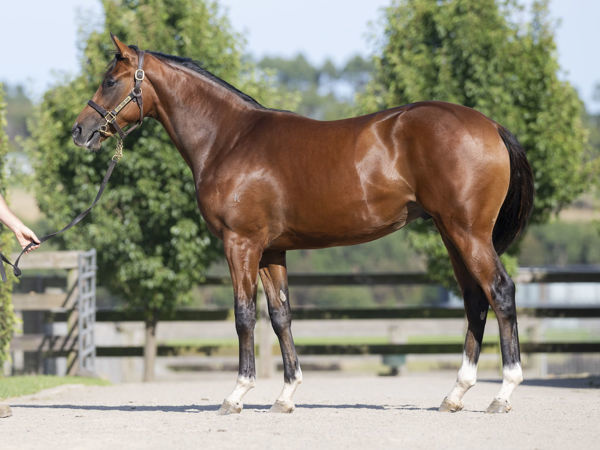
(86, 342, 600, 359)
(202, 267, 600, 287)
(91, 306, 600, 322)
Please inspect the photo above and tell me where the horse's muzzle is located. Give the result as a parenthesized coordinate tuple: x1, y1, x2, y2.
(72, 122, 102, 150)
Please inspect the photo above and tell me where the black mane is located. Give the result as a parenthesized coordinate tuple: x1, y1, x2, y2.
(127, 45, 266, 109)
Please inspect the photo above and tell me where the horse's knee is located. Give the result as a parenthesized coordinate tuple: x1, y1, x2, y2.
(270, 306, 292, 337)
(235, 301, 256, 336)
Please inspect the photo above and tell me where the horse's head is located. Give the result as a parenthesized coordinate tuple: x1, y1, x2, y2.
(72, 34, 153, 151)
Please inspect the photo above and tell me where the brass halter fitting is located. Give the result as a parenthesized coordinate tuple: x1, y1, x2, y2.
(98, 124, 112, 136)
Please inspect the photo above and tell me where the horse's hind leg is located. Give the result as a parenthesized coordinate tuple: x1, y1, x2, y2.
(439, 236, 489, 412)
(259, 250, 302, 413)
(218, 234, 262, 415)
(436, 221, 522, 413)
(485, 264, 522, 413)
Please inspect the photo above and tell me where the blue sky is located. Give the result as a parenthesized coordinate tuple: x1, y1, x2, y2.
(1, 0, 598, 112)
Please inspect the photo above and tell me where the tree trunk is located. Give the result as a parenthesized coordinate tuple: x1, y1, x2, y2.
(143, 314, 158, 382)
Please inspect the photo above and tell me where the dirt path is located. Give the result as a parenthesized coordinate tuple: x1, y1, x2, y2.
(2, 373, 599, 449)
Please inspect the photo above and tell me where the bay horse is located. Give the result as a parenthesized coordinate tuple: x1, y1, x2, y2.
(72, 35, 534, 414)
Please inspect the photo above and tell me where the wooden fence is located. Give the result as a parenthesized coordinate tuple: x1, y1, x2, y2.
(8, 252, 600, 377)
(89, 304, 600, 377)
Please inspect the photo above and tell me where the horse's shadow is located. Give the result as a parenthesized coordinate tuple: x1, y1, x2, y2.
(479, 375, 600, 389)
(10, 403, 437, 413)
(10, 404, 218, 413)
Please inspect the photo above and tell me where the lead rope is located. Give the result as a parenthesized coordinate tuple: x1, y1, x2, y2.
(0, 139, 124, 282)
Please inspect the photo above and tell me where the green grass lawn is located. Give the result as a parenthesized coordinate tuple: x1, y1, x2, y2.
(165, 336, 390, 347)
(0, 375, 110, 400)
(164, 331, 600, 349)
(544, 328, 598, 341)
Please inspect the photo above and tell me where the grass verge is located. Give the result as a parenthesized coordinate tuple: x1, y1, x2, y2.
(0, 375, 110, 400)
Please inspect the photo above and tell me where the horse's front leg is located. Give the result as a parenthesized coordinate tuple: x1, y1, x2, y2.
(259, 250, 302, 413)
(218, 234, 262, 415)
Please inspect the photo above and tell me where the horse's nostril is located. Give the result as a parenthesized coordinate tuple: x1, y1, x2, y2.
(71, 123, 82, 139)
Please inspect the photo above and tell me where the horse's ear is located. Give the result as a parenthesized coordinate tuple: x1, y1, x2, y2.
(110, 33, 136, 61)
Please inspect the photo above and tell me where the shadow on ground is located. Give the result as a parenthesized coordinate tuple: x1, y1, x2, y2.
(10, 403, 439, 413)
(479, 375, 600, 389)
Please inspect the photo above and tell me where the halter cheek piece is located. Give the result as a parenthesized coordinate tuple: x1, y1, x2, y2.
(88, 50, 146, 142)
(0, 50, 147, 282)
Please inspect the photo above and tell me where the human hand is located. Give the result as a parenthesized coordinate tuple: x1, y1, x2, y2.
(13, 224, 41, 253)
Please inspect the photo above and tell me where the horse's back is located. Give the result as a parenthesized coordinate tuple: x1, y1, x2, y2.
(263, 100, 510, 213)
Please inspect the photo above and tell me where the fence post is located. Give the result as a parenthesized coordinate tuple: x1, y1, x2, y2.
(66, 266, 80, 374)
(77, 249, 97, 375)
(257, 283, 275, 378)
(10, 310, 24, 374)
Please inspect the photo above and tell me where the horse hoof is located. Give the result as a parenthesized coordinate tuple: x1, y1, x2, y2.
(217, 399, 242, 415)
(0, 404, 12, 418)
(439, 397, 463, 412)
(270, 400, 295, 413)
(486, 398, 512, 414)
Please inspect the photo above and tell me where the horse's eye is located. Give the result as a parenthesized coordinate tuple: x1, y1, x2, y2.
(105, 78, 117, 88)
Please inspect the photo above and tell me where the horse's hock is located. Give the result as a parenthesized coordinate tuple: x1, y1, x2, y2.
(5, 250, 96, 376)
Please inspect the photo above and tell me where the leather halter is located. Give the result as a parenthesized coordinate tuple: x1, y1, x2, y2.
(88, 50, 146, 140)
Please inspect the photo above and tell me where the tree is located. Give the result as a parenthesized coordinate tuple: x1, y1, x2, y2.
(257, 53, 372, 120)
(0, 83, 16, 367)
(341, 55, 373, 92)
(360, 0, 588, 289)
(26, 0, 297, 380)
(3, 84, 34, 148)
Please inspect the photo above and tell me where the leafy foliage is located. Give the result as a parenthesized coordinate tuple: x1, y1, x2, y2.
(26, 0, 297, 321)
(0, 84, 16, 364)
(519, 220, 600, 266)
(360, 0, 589, 290)
(257, 53, 373, 120)
(3, 84, 33, 147)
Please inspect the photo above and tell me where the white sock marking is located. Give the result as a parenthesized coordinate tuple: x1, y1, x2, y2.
(279, 289, 287, 303)
(495, 363, 523, 402)
(225, 376, 255, 405)
(446, 353, 477, 405)
(276, 368, 303, 405)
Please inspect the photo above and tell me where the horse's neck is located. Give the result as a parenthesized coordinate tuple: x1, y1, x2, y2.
(151, 66, 259, 177)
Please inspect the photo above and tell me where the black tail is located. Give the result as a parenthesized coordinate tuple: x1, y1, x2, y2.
(492, 126, 535, 255)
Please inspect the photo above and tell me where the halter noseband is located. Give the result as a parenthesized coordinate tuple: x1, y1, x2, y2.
(87, 50, 146, 142)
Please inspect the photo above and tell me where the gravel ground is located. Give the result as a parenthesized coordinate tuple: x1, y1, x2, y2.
(2, 373, 599, 449)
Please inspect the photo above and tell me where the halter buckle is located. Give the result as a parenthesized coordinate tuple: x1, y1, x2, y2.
(135, 69, 145, 81)
(104, 111, 117, 124)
